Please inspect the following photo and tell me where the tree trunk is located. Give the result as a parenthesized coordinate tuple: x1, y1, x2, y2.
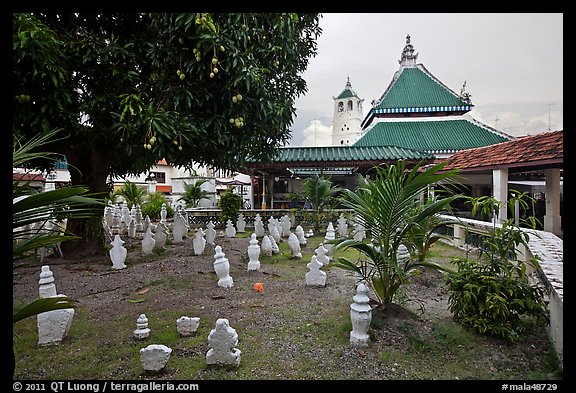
(60, 145, 108, 258)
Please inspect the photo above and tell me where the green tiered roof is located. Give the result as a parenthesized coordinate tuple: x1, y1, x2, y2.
(374, 67, 470, 110)
(354, 119, 510, 154)
(267, 145, 433, 163)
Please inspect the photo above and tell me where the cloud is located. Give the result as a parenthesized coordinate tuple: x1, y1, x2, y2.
(301, 119, 333, 146)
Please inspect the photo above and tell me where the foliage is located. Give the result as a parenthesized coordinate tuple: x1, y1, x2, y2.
(288, 174, 343, 231)
(179, 179, 211, 208)
(218, 188, 243, 224)
(141, 192, 174, 220)
(332, 160, 462, 307)
(445, 193, 549, 341)
(111, 180, 146, 208)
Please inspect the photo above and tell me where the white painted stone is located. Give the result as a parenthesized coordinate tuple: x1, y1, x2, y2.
(193, 228, 207, 255)
(127, 217, 136, 239)
(254, 214, 265, 237)
(397, 244, 410, 264)
(140, 344, 172, 372)
(305, 229, 314, 238)
(315, 243, 330, 266)
(350, 283, 372, 347)
(111, 211, 120, 235)
(225, 220, 236, 238)
(154, 222, 168, 250)
(135, 204, 143, 232)
(295, 225, 307, 246)
(260, 235, 273, 257)
(104, 206, 114, 228)
(280, 215, 292, 237)
(247, 233, 261, 271)
(38, 265, 57, 298)
(206, 221, 216, 245)
(177, 316, 200, 337)
(324, 222, 336, 255)
(37, 304, 75, 346)
(213, 245, 234, 288)
(109, 235, 127, 270)
(305, 256, 326, 287)
(288, 232, 302, 259)
(206, 318, 241, 367)
(134, 314, 151, 340)
(337, 214, 349, 238)
(143, 215, 151, 233)
(269, 223, 281, 244)
(353, 223, 366, 241)
(141, 227, 156, 255)
(236, 213, 246, 233)
(172, 213, 188, 243)
(269, 235, 280, 255)
(160, 203, 167, 225)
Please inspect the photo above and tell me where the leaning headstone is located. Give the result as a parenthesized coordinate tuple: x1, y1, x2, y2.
(349, 283, 372, 348)
(154, 222, 168, 250)
(269, 223, 281, 244)
(133, 314, 151, 340)
(142, 227, 156, 255)
(206, 318, 241, 367)
(260, 235, 273, 257)
(213, 245, 234, 288)
(253, 214, 265, 237)
(305, 256, 327, 287)
(193, 228, 207, 256)
(225, 220, 236, 238)
(37, 266, 75, 346)
(269, 235, 280, 255)
(288, 232, 302, 259)
(109, 235, 127, 270)
(236, 213, 246, 233)
(315, 243, 330, 266)
(206, 221, 216, 245)
(172, 213, 188, 243)
(247, 233, 261, 271)
(337, 214, 348, 238)
(176, 316, 200, 337)
(295, 225, 307, 246)
(140, 344, 172, 372)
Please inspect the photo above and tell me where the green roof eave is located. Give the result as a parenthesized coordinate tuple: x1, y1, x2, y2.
(336, 89, 355, 100)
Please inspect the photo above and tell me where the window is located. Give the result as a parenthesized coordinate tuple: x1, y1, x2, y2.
(338, 102, 344, 112)
(347, 100, 353, 111)
(150, 171, 166, 183)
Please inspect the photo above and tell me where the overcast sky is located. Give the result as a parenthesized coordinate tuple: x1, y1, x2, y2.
(288, 13, 563, 147)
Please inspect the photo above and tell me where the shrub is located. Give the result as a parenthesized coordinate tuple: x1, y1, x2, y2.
(141, 192, 173, 220)
(218, 188, 242, 224)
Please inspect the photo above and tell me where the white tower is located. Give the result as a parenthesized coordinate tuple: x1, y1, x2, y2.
(332, 76, 364, 146)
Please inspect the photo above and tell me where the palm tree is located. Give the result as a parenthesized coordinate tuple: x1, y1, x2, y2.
(111, 180, 146, 208)
(179, 179, 211, 208)
(332, 160, 462, 309)
(13, 129, 104, 375)
(289, 174, 343, 231)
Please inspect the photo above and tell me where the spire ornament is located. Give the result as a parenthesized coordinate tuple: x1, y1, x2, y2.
(399, 34, 418, 67)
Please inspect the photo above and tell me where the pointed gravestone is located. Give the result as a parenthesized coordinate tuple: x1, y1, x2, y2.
(254, 214, 265, 237)
(305, 255, 326, 287)
(135, 204, 143, 232)
(193, 228, 207, 255)
(37, 266, 75, 346)
(280, 215, 292, 238)
(295, 225, 307, 246)
(177, 316, 200, 337)
(315, 243, 330, 266)
(109, 235, 127, 270)
(236, 213, 246, 233)
(111, 211, 120, 235)
(143, 215, 151, 233)
(353, 223, 366, 242)
(269, 223, 281, 244)
(172, 213, 188, 243)
(142, 227, 156, 255)
(127, 216, 136, 239)
(288, 232, 302, 259)
(213, 245, 234, 288)
(104, 206, 114, 228)
(160, 203, 168, 225)
(260, 235, 273, 257)
(154, 222, 168, 250)
(324, 222, 336, 255)
(225, 220, 236, 238)
(247, 233, 261, 271)
(337, 214, 348, 238)
(206, 318, 241, 367)
(350, 283, 372, 348)
(206, 221, 216, 245)
(134, 314, 151, 340)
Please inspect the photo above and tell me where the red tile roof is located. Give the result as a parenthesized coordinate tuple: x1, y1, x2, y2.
(440, 130, 563, 172)
(13, 172, 45, 181)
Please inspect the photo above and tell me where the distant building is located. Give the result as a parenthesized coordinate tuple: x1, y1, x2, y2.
(332, 77, 364, 146)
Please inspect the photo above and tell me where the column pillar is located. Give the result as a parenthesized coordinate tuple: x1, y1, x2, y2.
(544, 168, 562, 236)
(492, 168, 508, 223)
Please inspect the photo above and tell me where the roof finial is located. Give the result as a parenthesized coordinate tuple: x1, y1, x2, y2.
(346, 75, 351, 89)
(399, 34, 418, 67)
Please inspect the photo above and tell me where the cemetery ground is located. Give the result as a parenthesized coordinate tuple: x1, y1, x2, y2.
(12, 230, 562, 380)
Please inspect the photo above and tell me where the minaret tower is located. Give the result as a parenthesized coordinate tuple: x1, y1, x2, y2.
(332, 76, 364, 146)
